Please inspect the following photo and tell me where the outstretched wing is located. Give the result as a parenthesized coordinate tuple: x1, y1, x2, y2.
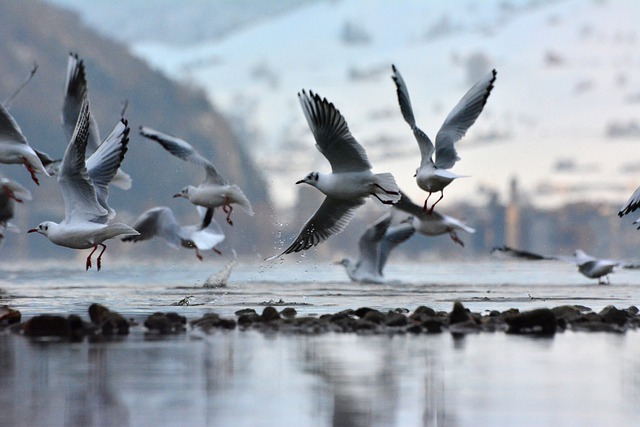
(61, 52, 102, 153)
(86, 119, 129, 221)
(619, 185, 640, 217)
(298, 90, 371, 173)
(59, 98, 107, 224)
(434, 69, 497, 169)
(391, 65, 435, 168)
(139, 126, 226, 185)
(378, 222, 415, 274)
(357, 214, 392, 276)
(268, 196, 365, 258)
(123, 206, 181, 248)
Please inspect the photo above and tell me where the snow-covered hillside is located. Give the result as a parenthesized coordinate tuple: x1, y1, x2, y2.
(63, 0, 640, 210)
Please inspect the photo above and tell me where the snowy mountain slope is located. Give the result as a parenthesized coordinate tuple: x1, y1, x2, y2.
(127, 0, 640, 208)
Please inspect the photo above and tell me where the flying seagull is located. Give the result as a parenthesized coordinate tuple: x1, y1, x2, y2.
(268, 89, 401, 259)
(28, 98, 138, 270)
(139, 126, 254, 228)
(391, 64, 496, 214)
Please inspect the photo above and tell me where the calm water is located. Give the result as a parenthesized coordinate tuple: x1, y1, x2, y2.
(1, 259, 640, 426)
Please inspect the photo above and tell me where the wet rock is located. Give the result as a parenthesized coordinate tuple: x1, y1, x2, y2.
(599, 305, 629, 326)
(88, 303, 129, 335)
(354, 307, 376, 318)
(422, 319, 444, 333)
(235, 308, 257, 316)
(280, 307, 297, 318)
(449, 301, 470, 325)
(0, 305, 21, 326)
(385, 311, 408, 327)
(362, 309, 386, 324)
(23, 315, 70, 338)
(261, 306, 280, 322)
(144, 312, 186, 334)
(410, 306, 437, 322)
(506, 308, 557, 335)
(191, 313, 236, 332)
(572, 321, 626, 333)
(237, 312, 261, 326)
(551, 305, 588, 324)
(449, 319, 480, 334)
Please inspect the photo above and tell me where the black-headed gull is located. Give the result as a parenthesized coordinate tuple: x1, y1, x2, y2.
(269, 90, 401, 259)
(394, 190, 475, 246)
(139, 126, 254, 227)
(0, 102, 49, 185)
(391, 65, 496, 214)
(570, 249, 619, 285)
(28, 98, 138, 270)
(122, 205, 225, 261)
(0, 176, 32, 246)
(61, 52, 132, 190)
(338, 214, 414, 284)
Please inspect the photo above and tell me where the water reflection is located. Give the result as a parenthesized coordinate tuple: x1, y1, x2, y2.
(1, 329, 640, 426)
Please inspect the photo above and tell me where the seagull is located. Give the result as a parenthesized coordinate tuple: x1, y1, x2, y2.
(139, 126, 254, 227)
(0, 102, 49, 185)
(337, 214, 414, 284)
(122, 206, 225, 261)
(394, 190, 475, 246)
(391, 64, 496, 214)
(618, 186, 640, 218)
(569, 249, 619, 285)
(28, 98, 138, 271)
(268, 90, 401, 259)
(0, 176, 32, 247)
(62, 52, 132, 190)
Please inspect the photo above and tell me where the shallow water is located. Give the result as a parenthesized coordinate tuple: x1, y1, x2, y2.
(1, 259, 640, 426)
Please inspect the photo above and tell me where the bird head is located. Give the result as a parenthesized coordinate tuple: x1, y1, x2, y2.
(296, 172, 319, 186)
(174, 186, 192, 199)
(28, 221, 53, 236)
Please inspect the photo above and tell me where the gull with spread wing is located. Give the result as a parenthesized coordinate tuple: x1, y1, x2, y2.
(139, 126, 253, 228)
(391, 65, 496, 214)
(0, 102, 49, 185)
(61, 52, 132, 190)
(269, 90, 401, 259)
(28, 98, 138, 270)
(338, 214, 414, 284)
(122, 205, 225, 261)
(394, 190, 475, 246)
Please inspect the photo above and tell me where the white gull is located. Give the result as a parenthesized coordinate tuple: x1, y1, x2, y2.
(28, 98, 138, 270)
(139, 126, 254, 227)
(391, 64, 496, 214)
(394, 190, 475, 246)
(122, 205, 225, 261)
(268, 90, 401, 259)
(338, 214, 414, 284)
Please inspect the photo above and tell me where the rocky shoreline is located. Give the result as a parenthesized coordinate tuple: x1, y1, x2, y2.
(2, 301, 640, 341)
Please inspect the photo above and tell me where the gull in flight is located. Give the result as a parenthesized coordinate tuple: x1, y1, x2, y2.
(394, 190, 475, 246)
(139, 126, 254, 227)
(269, 90, 401, 259)
(391, 64, 496, 214)
(28, 98, 138, 270)
(338, 214, 414, 284)
(618, 186, 640, 219)
(122, 205, 225, 261)
(0, 102, 49, 185)
(61, 52, 132, 190)
(0, 176, 32, 247)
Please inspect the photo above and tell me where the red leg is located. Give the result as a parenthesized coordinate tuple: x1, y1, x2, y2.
(195, 248, 203, 261)
(428, 191, 444, 215)
(223, 196, 234, 226)
(22, 158, 39, 186)
(96, 243, 107, 271)
(213, 248, 222, 256)
(86, 245, 99, 270)
(4, 188, 23, 203)
(422, 192, 432, 212)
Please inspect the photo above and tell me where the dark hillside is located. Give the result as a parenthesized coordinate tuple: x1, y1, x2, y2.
(0, 1, 273, 260)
